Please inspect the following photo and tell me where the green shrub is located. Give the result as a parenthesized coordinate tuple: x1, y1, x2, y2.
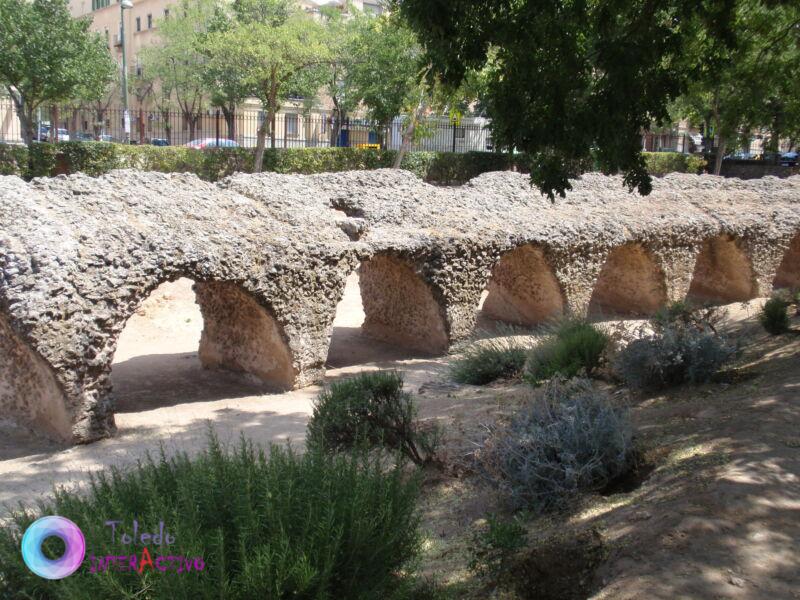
(450, 336, 528, 385)
(759, 295, 791, 335)
(614, 306, 735, 389)
(478, 378, 633, 512)
(643, 152, 706, 176)
(0, 143, 28, 176)
(525, 318, 609, 383)
(0, 432, 421, 600)
(307, 370, 439, 466)
(26, 142, 60, 178)
(468, 514, 527, 582)
(469, 515, 527, 582)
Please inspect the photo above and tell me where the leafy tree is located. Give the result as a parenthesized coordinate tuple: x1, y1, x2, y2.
(345, 12, 425, 148)
(0, 0, 115, 145)
(397, 0, 738, 199)
(674, 0, 800, 173)
(204, 2, 328, 170)
(141, 0, 215, 142)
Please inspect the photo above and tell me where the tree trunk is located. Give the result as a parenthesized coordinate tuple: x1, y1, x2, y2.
(253, 114, 270, 173)
(270, 108, 276, 149)
(187, 112, 197, 142)
(51, 105, 60, 142)
(222, 105, 236, 140)
(11, 91, 35, 146)
(714, 136, 726, 176)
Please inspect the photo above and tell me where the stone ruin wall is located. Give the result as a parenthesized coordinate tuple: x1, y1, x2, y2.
(1, 169, 798, 443)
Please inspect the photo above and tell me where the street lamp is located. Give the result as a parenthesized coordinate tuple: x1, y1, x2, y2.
(120, 0, 134, 143)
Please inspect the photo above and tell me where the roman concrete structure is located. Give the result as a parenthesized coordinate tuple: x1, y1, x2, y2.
(1, 169, 798, 442)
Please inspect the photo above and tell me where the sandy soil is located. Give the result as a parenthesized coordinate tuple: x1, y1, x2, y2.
(415, 302, 800, 600)
(2, 277, 799, 599)
(0, 274, 454, 511)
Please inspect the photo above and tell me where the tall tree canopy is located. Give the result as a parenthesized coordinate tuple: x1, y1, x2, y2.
(673, 0, 800, 173)
(397, 0, 740, 198)
(0, 0, 114, 145)
(204, 0, 328, 170)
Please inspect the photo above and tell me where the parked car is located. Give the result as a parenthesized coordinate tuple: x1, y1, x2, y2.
(780, 151, 799, 167)
(32, 125, 69, 142)
(74, 132, 95, 142)
(185, 138, 239, 149)
(151, 138, 169, 146)
(98, 134, 116, 143)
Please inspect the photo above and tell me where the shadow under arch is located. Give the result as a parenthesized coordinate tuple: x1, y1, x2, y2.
(687, 235, 758, 304)
(0, 314, 72, 442)
(110, 277, 296, 414)
(773, 232, 800, 291)
(481, 244, 565, 326)
(588, 243, 668, 318)
(358, 253, 449, 354)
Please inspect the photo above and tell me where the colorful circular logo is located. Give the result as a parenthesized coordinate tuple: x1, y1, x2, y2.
(21, 516, 85, 579)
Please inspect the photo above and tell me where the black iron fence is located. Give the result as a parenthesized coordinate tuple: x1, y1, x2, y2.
(0, 100, 495, 153)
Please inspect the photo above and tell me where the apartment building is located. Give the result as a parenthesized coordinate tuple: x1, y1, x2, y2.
(59, 0, 384, 146)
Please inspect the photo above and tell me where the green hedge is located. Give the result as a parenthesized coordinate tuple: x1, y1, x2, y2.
(0, 142, 705, 184)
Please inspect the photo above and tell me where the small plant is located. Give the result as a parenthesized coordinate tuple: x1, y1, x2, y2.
(478, 378, 633, 512)
(759, 295, 790, 335)
(450, 335, 528, 385)
(0, 432, 422, 599)
(525, 318, 609, 383)
(615, 305, 736, 389)
(469, 514, 527, 582)
(306, 370, 440, 466)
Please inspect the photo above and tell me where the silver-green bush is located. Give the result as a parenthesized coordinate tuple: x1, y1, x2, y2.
(614, 307, 736, 389)
(478, 378, 633, 512)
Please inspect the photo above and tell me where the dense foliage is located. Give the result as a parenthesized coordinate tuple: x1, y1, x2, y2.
(615, 304, 736, 389)
(0, 142, 708, 184)
(672, 0, 800, 173)
(397, 0, 738, 198)
(450, 336, 528, 385)
(307, 371, 439, 466)
(0, 434, 422, 599)
(759, 295, 791, 335)
(478, 378, 633, 511)
(0, 0, 115, 145)
(525, 319, 609, 383)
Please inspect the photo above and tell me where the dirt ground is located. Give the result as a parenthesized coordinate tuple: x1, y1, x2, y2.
(1, 276, 798, 599)
(415, 303, 800, 600)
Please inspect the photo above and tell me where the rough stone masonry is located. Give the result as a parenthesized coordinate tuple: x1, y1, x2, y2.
(1, 169, 799, 443)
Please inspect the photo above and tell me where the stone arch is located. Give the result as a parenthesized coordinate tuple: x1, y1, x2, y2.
(0, 314, 72, 441)
(482, 244, 565, 325)
(687, 235, 758, 304)
(773, 232, 800, 290)
(193, 281, 297, 389)
(359, 254, 449, 354)
(106, 277, 297, 411)
(588, 243, 668, 317)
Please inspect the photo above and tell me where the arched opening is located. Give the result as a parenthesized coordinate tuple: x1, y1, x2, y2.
(111, 278, 296, 413)
(0, 314, 71, 442)
(773, 232, 800, 291)
(588, 243, 668, 317)
(687, 235, 758, 304)
(481, 244, 565, 326)
(358, 254, 449, 355)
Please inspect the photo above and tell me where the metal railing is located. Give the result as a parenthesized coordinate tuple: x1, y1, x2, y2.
(0, 100, 494, 153)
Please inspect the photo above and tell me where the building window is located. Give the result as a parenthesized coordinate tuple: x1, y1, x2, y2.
(147, 14, 153, 29)
(285, 113, 298, 137)
(135, 16, 141, 31)
(92, 0, 110, 11)
(164, 8, 169, 18)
